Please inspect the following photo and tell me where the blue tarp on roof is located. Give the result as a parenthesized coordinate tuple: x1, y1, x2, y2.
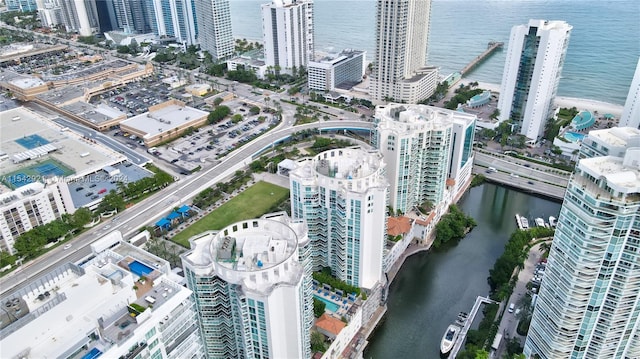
(178, 205, 191, 213)
(167, 211, 181, 220)
(155, 218, 171, 228)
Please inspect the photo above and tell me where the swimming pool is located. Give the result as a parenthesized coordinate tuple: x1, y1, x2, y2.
(81, 348, 102, 359)
(314, 295, 340, 312)
(128, 260, 154, 277)
(564, 131, 586, 143)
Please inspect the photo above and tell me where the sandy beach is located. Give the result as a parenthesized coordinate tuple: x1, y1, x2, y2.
(462, 79, 624, 118)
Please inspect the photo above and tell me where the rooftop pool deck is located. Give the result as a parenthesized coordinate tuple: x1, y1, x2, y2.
(571, 110, 595, 131)
(564, 131, 586, 143)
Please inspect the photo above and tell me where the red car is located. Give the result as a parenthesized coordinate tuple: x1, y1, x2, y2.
(98, 188, 107, 194)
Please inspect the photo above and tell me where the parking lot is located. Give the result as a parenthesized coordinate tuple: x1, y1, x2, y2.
(89, 77, 171, 117)
(107, 95, 279, 173)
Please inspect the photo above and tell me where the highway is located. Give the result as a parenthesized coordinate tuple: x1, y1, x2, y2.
(0, 120, 373, 296)
(472, 151, 570, 200)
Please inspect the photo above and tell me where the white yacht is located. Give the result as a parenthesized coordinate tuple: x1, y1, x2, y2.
(440, 324, 460, 354)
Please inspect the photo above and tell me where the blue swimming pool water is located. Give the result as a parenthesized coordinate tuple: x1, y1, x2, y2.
(564, 131, 586, 143)
(314, 295, 340, 312)
(128, 260, 154, 277)
(81, 348, 102, 359)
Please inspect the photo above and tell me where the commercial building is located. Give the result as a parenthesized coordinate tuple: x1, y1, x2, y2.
(152, 0, 198, 46)
(194, 0, 234, 61)
(289, 147, 388, 290)
(262, 0, 314, 74)
(524, 144, 640, 359)
(373, 104, 476, 215)
(370, 0, 438, 103)
(119, 99, 209, 146)
(620, 58, 640, 129)
(0, 233, 205, 359)
(308, 50, 365, 92)
(498, 19, 572, 141)
(182, 214, 312, 359)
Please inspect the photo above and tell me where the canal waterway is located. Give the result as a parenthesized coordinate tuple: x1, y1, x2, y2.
(364, 183, 562, 358)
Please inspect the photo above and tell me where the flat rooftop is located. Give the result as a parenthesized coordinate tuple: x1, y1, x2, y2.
(121, 102, 208, 138)
(62, 101, 125, 125)
(578, 149, 640, 195)
(41, 59, 131, 82)
(37, 84, 86, 105)
(588, 127, 640, 147)
(0, 107, 124, 188)
(0, 240, 178, 359)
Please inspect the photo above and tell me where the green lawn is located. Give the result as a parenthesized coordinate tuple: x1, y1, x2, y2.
(171, 181, 289, 247)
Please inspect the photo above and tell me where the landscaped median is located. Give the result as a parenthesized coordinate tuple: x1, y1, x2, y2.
(170, 181, 289, 247)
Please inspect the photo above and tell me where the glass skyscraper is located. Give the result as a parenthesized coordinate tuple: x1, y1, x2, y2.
(289, 147, 388, 290)
(373, 104, 476, 214)
(182, 215, 312, 359)
(498, 20, 572, 141)
(524, 134, 640, 359)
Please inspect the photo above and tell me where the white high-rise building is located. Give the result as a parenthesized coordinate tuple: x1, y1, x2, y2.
(0, 181, 73, 255)
(370, 0, 438, 103)
(59, 0, 96, 36)
(579, 126, 640, 160)
(289, 147, 388, 290)
(182, 215, 312, 359)
(373, 104, 476, 214)
(307, 50, 365, 92)
(152, 0, 198, 46)
(194, 0, 234, 61)
(620, 58, 640, 129)
(261, 0, 314, 74)
(524, 141, 640, 359)
(498, 19, 572, 141)
(0, 235, 205, 359)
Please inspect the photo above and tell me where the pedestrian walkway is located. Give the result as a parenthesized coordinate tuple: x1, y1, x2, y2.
(450, 296, 499, 358)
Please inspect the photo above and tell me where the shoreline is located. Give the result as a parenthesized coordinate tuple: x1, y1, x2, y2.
(460, 79, 625, 118)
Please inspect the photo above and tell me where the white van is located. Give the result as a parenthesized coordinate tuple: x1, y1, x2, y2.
(508, 303, 515, 313)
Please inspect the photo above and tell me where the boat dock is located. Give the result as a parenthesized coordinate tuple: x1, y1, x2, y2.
(460, 41, 504, 76)
(449, 296, 499, 358)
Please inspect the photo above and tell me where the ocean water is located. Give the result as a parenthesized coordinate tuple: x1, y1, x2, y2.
(230, 0, 639, 104)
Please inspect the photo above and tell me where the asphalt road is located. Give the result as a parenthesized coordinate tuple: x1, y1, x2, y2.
(493, 242, 545, 358)
(473, 151, 569, 199)
(0, 119, 373, 296)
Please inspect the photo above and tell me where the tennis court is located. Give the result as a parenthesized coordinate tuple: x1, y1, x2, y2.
(15, 134, 50, 149)
(1, 159, 74, 189)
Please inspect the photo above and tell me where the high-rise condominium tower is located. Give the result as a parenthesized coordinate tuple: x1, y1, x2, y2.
(261, 0, 314, 74)
(194, 0, 234, 61)
(182, 215, 312, 359)
(498, 19, 572, 141)
(371, 0, 438, 104)
(373, 104, 476, 214)
(524, 130, 640, 359)
(152, 0, 198, 46)
(620, 58, 640, 129)
(289, 147, 388, 290)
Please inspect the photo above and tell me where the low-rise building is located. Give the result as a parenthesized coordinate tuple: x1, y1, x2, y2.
(227, 49, 268, 80)
(119, 99, 209, 146)
(308, 50, 366, 92)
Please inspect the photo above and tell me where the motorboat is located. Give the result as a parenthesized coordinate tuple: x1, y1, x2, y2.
(440, 324, 460, 354)
(535, 217, 545, 227)
(549, 216, 557, 227)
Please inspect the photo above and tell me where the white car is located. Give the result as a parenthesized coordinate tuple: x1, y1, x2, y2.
(63, 244, 72, 250)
